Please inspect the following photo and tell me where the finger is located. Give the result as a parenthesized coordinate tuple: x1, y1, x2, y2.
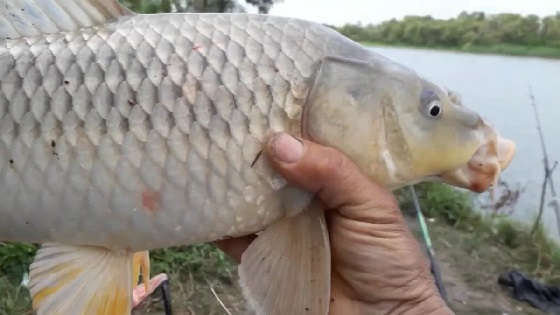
(214, 235, 256, 263)
(132, 273, 169, 308)
(265, 132, 397, 212)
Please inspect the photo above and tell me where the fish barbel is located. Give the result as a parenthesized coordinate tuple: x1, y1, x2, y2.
(0, 1, 515, 314)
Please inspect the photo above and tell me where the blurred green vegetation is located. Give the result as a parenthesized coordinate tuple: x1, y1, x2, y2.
(398, 183, 560, 284)
(120, 0, 279, 14)
(336, 12, 560, 58)
(0, 243, 37, 284)
(0, 243, 37, 315)
(150, 244, 236, 282)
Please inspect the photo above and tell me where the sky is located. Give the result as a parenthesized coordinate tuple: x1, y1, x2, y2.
(243, 0, 560, 26)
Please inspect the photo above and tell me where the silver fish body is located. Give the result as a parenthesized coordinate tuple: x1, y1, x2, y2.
(0, 4, 517, 315)
(0, 13, 368, 250)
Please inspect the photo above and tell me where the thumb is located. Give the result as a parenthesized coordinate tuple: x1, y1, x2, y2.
(265, 132, 397, 211)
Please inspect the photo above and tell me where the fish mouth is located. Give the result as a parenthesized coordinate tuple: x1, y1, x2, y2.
(439, 135, 516, 193)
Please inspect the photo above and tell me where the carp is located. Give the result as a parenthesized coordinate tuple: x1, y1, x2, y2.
(0, 0, 515, 314)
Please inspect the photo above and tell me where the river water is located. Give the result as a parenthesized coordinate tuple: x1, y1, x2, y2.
(369, 46, 560, 239)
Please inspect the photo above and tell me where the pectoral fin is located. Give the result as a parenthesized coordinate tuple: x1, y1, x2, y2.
(239, 202, 331, 315)
(29, 243, 148, 315)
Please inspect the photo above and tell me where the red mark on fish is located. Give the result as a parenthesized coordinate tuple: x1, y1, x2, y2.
(192, 45, 201, 51)
(142, 190, 160, 212)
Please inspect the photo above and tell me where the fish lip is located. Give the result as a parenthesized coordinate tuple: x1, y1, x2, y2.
(439, 136, 516, 192)
(497, 138, 516, 170)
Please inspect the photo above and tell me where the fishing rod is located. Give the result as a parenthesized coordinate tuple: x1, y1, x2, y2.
(408, 186, 448, 303)
(160, 279, 173, 315)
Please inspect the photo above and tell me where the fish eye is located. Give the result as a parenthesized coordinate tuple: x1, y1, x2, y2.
(420, 89, 442, 119)
(428, 100, 442, 118)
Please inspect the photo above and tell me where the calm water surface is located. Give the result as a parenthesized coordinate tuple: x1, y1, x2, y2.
(370, 46, 560, 238)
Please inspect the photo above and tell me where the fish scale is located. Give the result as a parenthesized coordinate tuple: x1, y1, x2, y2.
(0, 13, 356, 251)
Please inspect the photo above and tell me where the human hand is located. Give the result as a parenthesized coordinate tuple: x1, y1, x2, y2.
(216, 132, 453, 315)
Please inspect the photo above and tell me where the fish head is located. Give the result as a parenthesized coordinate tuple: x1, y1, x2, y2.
(395, 78, 516, 192)
(304, 55, 515, 192)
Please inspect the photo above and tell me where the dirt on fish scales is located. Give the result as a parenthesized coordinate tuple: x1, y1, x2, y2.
(142, 190, 161, 213)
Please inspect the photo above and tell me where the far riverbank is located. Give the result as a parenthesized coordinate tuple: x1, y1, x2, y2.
(361, 42, 560, 59)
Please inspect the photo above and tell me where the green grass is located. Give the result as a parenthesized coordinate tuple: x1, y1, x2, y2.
(0, 276, 32, 315)
(0, 243, 37, 282)
(139, 244, 244, 314)
(0, 243, 37, 315)
(151, 244, 236, 281)
(462, 43, 560, 58)
(362, 41, 560, 59)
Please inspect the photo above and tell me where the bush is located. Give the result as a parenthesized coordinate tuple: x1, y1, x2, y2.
(0, 243, 37, 283)
(495, 220, 521, 248)
(336, 11, 560, 58)
(399, 182, 476, 227)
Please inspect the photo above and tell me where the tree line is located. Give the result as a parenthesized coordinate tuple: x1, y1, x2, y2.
(335, 12, 560, 49)
(120, 0, 279, 14)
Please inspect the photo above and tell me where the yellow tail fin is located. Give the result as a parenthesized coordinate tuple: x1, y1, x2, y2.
(29, 243, 149, 315)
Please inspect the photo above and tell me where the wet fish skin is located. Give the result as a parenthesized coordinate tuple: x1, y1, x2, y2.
(0, 13, 365, 250)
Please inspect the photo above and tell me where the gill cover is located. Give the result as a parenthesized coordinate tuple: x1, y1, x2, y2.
(304, 56, 375, 143)
(305, 56, 397, 184)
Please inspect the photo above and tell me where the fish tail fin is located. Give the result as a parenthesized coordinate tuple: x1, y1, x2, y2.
(29, 243, 147, 315)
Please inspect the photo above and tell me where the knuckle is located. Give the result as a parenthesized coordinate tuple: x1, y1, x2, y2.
(319, 148, 349, 177)
(384, 193, 400, 211)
